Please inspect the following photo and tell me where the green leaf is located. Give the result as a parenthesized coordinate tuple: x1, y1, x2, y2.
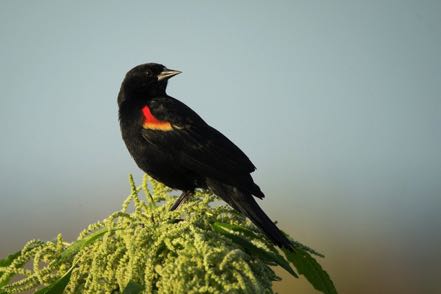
(0, 250, 22, 288)
(213, 222, 298, 277)
(214, 222, 262, 240)
(34, 265, 74, 294)
(59, 228, 110, 262)
(214, 221, 324, 258)
(213, 222, 283, 259)
(0, 251, 21, 268)
(122, 281, 144, 294)
(285, 249, 337, 294)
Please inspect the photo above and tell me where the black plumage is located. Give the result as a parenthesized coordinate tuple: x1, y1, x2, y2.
(118, 63, 293, 249)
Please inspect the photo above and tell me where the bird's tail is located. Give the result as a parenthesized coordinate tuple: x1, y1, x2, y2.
(207, 178, 294, 250)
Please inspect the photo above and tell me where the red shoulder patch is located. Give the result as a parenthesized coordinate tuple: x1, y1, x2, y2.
(142, 106, 173, 131)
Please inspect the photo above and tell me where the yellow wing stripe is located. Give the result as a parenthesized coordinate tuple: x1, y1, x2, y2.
(143, 121, 173, 131)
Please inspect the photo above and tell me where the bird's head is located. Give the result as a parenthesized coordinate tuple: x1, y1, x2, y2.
(119, 63, 181, 105)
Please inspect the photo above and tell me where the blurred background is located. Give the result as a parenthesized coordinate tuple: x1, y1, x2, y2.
(0, 1, 440, 293)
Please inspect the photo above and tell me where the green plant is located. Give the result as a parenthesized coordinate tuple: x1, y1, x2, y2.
(0, 175, 337, 294)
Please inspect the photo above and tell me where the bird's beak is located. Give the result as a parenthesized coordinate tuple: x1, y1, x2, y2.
(157, 68, 182, 81)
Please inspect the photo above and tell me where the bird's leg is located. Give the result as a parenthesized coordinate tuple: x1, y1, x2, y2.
(170, 190, 193, 211)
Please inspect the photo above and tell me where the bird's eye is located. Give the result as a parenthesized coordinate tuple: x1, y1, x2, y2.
(146, 71, 152, 77)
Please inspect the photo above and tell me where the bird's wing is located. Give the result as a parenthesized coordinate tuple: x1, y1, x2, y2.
(141, 97, 256, 183)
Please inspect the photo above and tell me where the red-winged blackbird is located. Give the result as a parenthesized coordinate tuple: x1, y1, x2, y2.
(118, 63, 293, 249)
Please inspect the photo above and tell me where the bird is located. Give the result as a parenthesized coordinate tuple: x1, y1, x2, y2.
(118, 63, 293, 250)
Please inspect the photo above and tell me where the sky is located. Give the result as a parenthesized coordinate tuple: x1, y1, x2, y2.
(0, 1, 440, 293)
